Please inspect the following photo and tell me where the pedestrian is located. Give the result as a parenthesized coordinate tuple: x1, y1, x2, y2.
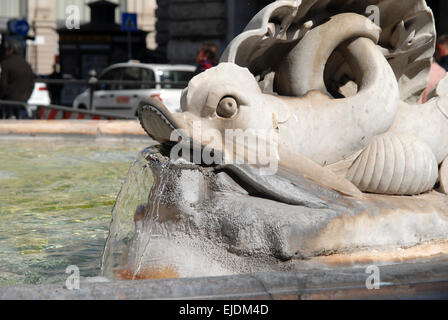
(0, 40, 35, 119)
(194, 43, 218, 75)
(419, 35, 448, 103)
(48, 64, 63, 106)
(435, 34, 448, 71)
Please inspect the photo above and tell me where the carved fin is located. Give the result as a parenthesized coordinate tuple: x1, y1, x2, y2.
(347, 133, 438, 195)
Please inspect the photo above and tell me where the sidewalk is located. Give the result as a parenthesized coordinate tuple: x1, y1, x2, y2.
(0, 120, 147, 137)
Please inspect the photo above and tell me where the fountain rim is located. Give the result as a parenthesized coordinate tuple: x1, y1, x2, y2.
(0, 120, 147, 138)
(1, 257, 448, 300)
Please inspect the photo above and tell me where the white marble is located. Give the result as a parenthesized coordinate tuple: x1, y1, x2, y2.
(140, 0, 447, 197)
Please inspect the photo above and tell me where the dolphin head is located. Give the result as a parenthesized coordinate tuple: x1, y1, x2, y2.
(139, 63, 286, 152)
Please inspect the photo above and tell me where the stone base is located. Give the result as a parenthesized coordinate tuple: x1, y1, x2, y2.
(102, 147, 448, 280)
(3, 257, 448, 299)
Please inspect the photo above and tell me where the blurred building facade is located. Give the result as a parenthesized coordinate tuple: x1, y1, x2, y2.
(57, 1, 152, 79)
(0, 0, 156, 75)
(156, 0, 272, 64)
(156, 0, 448, 65)
(0, 0, 447, 74)
(427, 0, 448, 36)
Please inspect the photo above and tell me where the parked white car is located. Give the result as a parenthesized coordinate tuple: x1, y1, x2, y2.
(72, 62, 196, 117)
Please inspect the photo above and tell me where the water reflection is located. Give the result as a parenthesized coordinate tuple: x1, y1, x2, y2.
(0, 137, 150, 286)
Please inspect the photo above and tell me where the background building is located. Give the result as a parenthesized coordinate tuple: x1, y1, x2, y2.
(427, 0, 448, 35)
(156, 0, 272, 64)
(57, 0, 151, 79)
(0, 0, 157, 75)
(0, 0, 447, 75)
(156, 0, 448, 64)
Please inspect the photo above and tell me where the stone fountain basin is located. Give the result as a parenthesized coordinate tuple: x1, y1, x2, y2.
(2, 256, 448, 300)
(101, 146, 448, 281)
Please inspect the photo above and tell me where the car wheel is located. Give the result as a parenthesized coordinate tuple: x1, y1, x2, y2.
(78, 104, 87, 110)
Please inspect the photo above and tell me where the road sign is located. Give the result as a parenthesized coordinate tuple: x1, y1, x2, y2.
(121, 13, 138, 60)
(121, 13, 138, 32)
(16, 19, 30, 36)
(8, 19, 30, 36)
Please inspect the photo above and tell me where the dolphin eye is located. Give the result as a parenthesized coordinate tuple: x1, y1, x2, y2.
(217, 97, 239, 118)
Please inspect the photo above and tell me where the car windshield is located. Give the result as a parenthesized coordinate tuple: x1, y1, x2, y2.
(158, 70, 194, 89)
(98, 67, 156, 90)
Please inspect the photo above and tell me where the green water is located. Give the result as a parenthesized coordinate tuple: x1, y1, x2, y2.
(0, 137, 150, 286)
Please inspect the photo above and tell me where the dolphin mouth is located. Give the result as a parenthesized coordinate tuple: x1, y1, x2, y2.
(138, 98, 227, 168)
(138, 98, 183, 144)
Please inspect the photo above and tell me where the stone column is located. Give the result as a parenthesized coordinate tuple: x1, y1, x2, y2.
(27, 0, 57, 75)
(126, 0, 157, 50)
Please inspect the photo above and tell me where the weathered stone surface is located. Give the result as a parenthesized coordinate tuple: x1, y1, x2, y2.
(169, 2, 226, 20)
(155, 0, 228, 62)
(169, 19, 226, 37)
(167, 39, 222, 63)
(3, 258, 448, 299)
(156, 0, 170, 7)
(222, 0, 435, 103)
(111, 0, 448, 286)
(156, 31, 170, 45)
(147, 1, 447, 197)
(102, 147, 448, 280)
(155, 7, 169, 19)
(155, 20, 169, 33)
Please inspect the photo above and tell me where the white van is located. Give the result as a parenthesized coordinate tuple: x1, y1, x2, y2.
(72, 62, 196, 117)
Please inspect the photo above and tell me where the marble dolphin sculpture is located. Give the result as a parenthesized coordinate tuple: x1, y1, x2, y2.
(140, 13, 390, 199)
(139, 10, 448, 197)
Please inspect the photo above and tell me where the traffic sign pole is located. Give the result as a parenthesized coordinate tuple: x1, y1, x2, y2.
(121, 12, 137, 61)
(128, 31, 132, 60)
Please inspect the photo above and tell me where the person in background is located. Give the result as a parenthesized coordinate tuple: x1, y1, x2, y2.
(48, 64, 63, 106)
(194, 43, 218, 75)
(0, 40, 35, 119)
(435, 34, 448, 71)
(420, 35, 448, 103)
